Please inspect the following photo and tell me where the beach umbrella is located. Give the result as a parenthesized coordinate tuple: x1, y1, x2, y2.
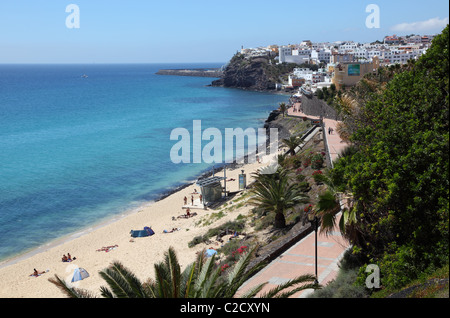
(205, 249, 217, 258)
(71, 267, 90, 282)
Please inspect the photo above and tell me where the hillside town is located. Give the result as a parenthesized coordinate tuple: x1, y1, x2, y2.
(239, 34, 436, 93)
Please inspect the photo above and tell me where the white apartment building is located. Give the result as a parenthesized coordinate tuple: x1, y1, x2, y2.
(311, 49, 332, 63)
(312, 72, 324, 83)
(294, 47, 312, 56)
(407, 35, 423, 44)
(278, 46, 292, 63)
(352, 48, 381, 61)
(339, 42, 359, 52)
(285, 54, 310, 64)
(292, 68, 313, 81)
(361, 43, 383, 50)
(380, 49, 422, 64)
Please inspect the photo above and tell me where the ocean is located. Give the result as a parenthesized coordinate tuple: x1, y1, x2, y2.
(0, 63, 288, 263)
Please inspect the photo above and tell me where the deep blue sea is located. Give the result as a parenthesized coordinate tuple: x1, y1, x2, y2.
(0, 63, 288, 263)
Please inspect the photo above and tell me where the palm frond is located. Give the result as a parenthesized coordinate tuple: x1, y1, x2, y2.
(48, 274, 96, 298)
(257, 274, 319, 298)
(239, 282, 268, 298)
(99, 261, 147, 298)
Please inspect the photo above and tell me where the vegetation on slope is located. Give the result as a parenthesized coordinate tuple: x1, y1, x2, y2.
(323, 25, 449, 293)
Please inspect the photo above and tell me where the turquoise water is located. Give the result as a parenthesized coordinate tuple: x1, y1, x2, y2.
(0, 64, 288, 262)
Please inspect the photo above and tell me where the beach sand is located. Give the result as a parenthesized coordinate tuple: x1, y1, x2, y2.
(0, 159, 272, 298)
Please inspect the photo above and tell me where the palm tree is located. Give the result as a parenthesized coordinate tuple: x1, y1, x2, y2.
(249, 168, 309, 228)
(282, 135, 304, 156)
(49, 246, 320, 298)
(313, 158, 357, 238)
(278, 102, 287, 117)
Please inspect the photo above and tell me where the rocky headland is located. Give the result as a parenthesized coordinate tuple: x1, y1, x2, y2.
(211, 53, 297, 92)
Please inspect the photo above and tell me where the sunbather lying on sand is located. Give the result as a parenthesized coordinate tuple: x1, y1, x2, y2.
(96, 245, 118, 252)
(30, 268, 48, 277)
(177, 212, 197, 219)
(163, 228, 180, 233)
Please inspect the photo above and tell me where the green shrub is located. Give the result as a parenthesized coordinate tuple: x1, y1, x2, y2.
(188, 219, 246, 248)
(309, 249, 369, 298)
(311, 153, 324, 169)
(309, 266, 368, 298)
(312, 171, 327, 184)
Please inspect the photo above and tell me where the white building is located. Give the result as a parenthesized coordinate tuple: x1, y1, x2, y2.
(292, 68, 314, 81)
(407, 35, 423, 44)
(311, 49, 332, 63)
(278, 46, 292, 63)
(339, 42, 359, 53)
(284, 54, 310, 64)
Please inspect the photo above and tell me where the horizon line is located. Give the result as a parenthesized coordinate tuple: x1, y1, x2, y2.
(0, 62, 227, 65)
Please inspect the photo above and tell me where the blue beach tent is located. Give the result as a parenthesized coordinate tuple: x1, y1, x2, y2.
(130, 226, 155, 238)
(205, 249, 217, 257)
(71, 267, 90, 282)
(144, 227, 155, 235)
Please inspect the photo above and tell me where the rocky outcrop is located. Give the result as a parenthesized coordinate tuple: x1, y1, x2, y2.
(211, 55, 282, 91)
(156, 68, 223, 78)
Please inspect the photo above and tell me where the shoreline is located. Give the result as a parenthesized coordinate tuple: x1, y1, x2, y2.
(0, 103, 287, 268)
(0, 160, 243, 270)
(0, 159, 271, 297)
(0, 107, 286, 297)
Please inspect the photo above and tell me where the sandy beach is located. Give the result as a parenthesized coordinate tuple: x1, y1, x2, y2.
(0, 159, 271, 298)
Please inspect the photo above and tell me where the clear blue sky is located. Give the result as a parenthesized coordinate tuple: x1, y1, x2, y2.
(0, 0, 448, 63)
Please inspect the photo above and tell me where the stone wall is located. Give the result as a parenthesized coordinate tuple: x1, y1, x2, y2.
(246, 222, 313, 275)
(301, 95, 341, 121)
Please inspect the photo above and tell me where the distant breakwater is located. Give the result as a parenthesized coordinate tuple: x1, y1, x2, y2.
(156, 68, 223, 78)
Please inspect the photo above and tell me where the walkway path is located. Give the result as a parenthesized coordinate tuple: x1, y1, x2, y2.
(288, 103, 348, 163)
(236, 103, 351, 298)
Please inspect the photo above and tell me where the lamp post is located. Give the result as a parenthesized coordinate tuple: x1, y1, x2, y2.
(307, 210, 319, 285)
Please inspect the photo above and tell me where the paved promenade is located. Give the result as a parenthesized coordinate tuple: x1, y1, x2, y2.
(237, 103, 351, 298)
(288, 103, 348, 163)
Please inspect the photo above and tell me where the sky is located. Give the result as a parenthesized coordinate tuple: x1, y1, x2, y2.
(0, 0, 448, 64)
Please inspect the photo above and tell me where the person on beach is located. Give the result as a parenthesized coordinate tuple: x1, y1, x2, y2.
(67, 253, 76, 261)
(184, 196, 187, 205)
(30, 268, 46, 277)
(199, 194, 202, 203)
(163, 228, 179, 233)
(62, 254, 68, 262)
(186, 208, 191, 217)
(191, 195, 194, 205)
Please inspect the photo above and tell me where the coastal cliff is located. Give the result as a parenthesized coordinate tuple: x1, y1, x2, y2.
(211, 53, 297, 92)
